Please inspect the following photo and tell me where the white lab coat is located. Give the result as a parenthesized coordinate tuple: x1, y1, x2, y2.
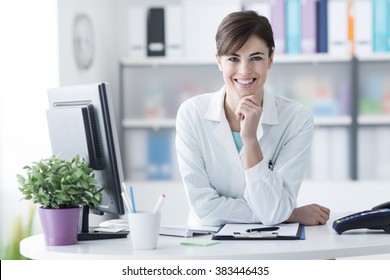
(175, 86, 314, 226)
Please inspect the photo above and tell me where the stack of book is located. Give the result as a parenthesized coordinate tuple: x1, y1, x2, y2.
(245, 0, 390, 56)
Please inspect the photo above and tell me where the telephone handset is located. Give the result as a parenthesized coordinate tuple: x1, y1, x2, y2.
(333, 201, 390, 234)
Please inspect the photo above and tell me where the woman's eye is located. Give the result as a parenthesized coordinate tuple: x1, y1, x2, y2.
(228, 57, 239, 62)
(252, 56, 262, 61)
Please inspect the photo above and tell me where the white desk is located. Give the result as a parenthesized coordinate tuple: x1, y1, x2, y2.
(20, 212, 390, 260)
(20, 180, 390, 260)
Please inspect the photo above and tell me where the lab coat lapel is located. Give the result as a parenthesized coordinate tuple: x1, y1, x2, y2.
(204, 87, 240, 163)
(215, 118, 238, 161)
(256, 88, 279, 141)
(262, 88, 279, 126)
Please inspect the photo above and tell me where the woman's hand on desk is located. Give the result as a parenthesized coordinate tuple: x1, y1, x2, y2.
(286, 204, 330, 226)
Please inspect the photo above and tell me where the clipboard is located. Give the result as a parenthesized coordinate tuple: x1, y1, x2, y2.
(212, 223, 304, 240)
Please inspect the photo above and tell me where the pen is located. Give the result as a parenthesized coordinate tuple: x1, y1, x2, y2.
(121, 182, 130, 201)
(153, 194, 166, 213)
(129, 185, 137, 213)
(268, 160, 273, 170)
(246, 226, 279, 233)
(121, 192, 132, 213)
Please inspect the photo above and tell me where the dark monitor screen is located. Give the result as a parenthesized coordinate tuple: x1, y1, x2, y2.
(46, 82, 128, 240)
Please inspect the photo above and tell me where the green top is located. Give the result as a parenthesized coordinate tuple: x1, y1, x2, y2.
(232, 131, 243, 153)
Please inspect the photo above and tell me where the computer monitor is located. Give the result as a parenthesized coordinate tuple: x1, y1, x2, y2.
(46, 82, 128, 240)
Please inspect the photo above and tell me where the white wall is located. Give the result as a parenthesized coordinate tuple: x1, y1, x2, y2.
(56, 0, 181, 117)
(57, 0, 123, 123)
(0, 0, 137, 251)
(0, 0, 59, 246)
(58, 0, 119, 84)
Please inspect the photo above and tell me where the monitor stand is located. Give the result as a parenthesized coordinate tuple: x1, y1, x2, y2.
(78, 206, 129, 241)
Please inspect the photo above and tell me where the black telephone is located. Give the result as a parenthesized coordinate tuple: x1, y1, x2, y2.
(333, 201, 390, 234)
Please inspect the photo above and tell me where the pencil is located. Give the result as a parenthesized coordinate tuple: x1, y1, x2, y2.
(153, 194, 166, 213)
(129, 185, 137, 213)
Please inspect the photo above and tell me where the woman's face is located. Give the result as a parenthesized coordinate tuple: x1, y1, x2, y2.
(216, 35, 273, 103)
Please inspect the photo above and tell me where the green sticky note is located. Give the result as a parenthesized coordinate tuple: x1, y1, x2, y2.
(180, 239, 220, 247)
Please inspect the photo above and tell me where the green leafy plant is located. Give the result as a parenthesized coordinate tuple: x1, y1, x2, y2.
(17, 155, 103, 209)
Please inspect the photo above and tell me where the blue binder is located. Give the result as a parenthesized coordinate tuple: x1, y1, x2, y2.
(147, 131, 172, 180)
(387, 0, 390, 51)
(285, 0, 301, 54)
(373, 0, 388, 52)
(316, 0, 328, 53)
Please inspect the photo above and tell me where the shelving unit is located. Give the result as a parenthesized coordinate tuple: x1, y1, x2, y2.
(118, 54, 365, 182)
(118, 59, 223, 181)
(120, 54, 355, 128)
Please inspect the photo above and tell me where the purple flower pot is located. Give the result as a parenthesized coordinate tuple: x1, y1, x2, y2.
(39, 207, 81, 246)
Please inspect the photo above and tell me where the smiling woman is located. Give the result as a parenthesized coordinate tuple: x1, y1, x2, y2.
(0, 0, 58, 258)
(175, 10, 330, 228)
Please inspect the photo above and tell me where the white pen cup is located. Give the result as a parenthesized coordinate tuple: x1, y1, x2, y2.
(128, 211, 161, 250)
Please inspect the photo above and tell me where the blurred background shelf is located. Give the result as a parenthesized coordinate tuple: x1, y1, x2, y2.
(358, 115, 390, 126)
(120, 53, 353, 66)
(314, 116, 352, 126)
(118, 0, 390, 183)
(122, 118, 176, 129)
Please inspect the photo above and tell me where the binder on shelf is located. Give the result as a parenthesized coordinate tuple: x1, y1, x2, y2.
(182, 0, 240, 60)
(316, 0, 328, 53)
(347, 1, 354, 56)
(285, 0, 301, 54)
(147, 8, 165, 57)
(165, 5, 183, 58)
(128, 6, 147, 58)
(354, 0, 373, 55)
(373, 0, 388, 52)
(328, 0, 349, 55)
(301, 0, 317, 53)
(388, 0, 390, 51)
(147, 131, 172, 180)
(270, 0, 285, 54)
(212, 223, 304, 240)
(126, 130, 148, 181)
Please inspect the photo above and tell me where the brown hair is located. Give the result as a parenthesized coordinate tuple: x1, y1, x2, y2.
(215, 10, 275, 57)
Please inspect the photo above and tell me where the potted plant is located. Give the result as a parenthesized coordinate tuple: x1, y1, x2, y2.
(17, 154, 103, 246)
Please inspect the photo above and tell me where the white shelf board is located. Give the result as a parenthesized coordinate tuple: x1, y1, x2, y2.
(358, 115, 390, 125)
(120, 53, 390, 67)
(274, 54, 351, 64)
(121, 54, 352, 67)
(122, 118, 176, 129)
(356, 53, 390, 62)
(120, 57, 215, 66)
(314, 116, 352, 126)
